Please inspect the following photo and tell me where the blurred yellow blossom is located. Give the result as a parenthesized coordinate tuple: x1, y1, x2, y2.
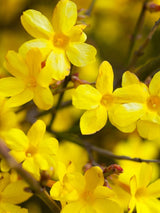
(1, 120, 59, 179)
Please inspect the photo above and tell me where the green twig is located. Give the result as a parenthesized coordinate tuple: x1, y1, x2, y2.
(85, 0, 96, 16)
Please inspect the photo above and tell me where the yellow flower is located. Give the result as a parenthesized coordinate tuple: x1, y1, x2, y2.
(0, 172, 32, 213)
(0, 48, 53, 110)
(20, 0, 97, 81)
(109, 71, 160, 140)
(72, 61, 121, 134)
(2, 120, 59, 179)
(0, 97, 18, 138)
(50, 166, 122, 213)
(128, 163, 160, 213)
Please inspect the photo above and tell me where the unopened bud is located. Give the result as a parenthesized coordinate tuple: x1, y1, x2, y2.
(146, 2, 160, 13)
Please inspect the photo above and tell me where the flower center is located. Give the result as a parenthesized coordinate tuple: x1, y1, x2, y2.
(101, 94, 114, 108)
(27, 77, 37, 88)
(81, 190, 94, 203)
(53, 33, 69, 48)
(26, 145, 37, 157)
(147, 95, 160, 112)
(135, 188, 147, 200)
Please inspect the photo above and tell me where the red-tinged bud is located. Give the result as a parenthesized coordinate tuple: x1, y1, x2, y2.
(103, 164, 123, 177)
(71, 73, 91, 87)
(83, 162, 93, 173)
(146, 2, 160, 13)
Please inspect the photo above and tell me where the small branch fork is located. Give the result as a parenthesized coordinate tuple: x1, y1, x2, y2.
(0, 139, 60, 213)
(129, 18, 160, 69)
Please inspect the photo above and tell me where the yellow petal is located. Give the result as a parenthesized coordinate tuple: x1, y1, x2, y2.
(25, 48, 42, 76)
(149, 71, 160, 95)
(39, 137, 59, 155)
(21, 9, 53, 39)
(34, 154, 49, 170)
(80, 105, 107, 135)
(72, 84, 102, 110)
(68, 25, 87, 43)
(27, 120, 46, 147)
(122, 71, 140, 87)
(19, 39, 52, 61)
(5, 128, 29, 151)
(108, 103, 144, 127)
(0, 173, 10, 192)
(33, 86, 54, 110)
(23, 158, 40, 179)
(128, 196, 136, 213)
(137, 120, 160, 140)
(5, 51, 28, 78)
(61, 202, 83, 213)
(45, 50, 70, 80)
(85, 166, 104, 191)
(2, 180, 32, 204)
(93, 199, 123, 213)
(52, 0, 77, 33)
(147, 179, 160, 198)
(6, 88, 34, 107)
(0, 203, 28, 213)
(0, 77, 25, 97)
(113, 84, 149, 103)
(138, 163, 152, 188)
(66, 43, 97, 67)
(37, 65, 53, 87)
(130, 175, 137, 196)
(96, 61, 114, 95)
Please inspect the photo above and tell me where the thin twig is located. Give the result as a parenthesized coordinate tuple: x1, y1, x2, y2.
(49, 131, 160, 164)
(127, 0, 149, 65)
(135, 54, 160, 80)
(47, 75, 72, 130)
(0, 139, 60, 213)
(85, 0, 96, 16)
(129, 18, 160, 68)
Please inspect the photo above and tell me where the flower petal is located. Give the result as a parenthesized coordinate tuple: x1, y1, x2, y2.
(52, 0, 77, 33)
(0, 77, 25, 97)
(39, 137, 59, 155)
(5, 128, 29, 151)
(122, 71, 140, 87)
(23, 158, 40, 179)
(19, 39, 52, 60)
(138, 163, 152, 188)
(85, 166, 104, 191)
(0, 203, 28, 213)
(21, 9, 54, 39)
(80, 105, 107, 135)
(2, 180, 32, 204)
(45, 50, 70, 80)
(72, 84, 102, 110)
(96, 61, 114, 95)
(33, 86, 54, 110)
(137, 120, 160, 140)
(147, 179, 160, 198)
(5, 51, 28, 78)
(6, 88, 34, 107)
(27, 120, 46, 147)
(68, 25, 87, 43)
(149, 71, 160, 95)
(66, 43, 96, 67)
(113, 84, 149, 103)
(108, 103, 144, 127)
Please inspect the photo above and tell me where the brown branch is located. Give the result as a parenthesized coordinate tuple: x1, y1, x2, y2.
(127, 0, 149, 65)
(49, 131, 160, 164)
(129, 18, 160, 69)
(0, 139, 60, 213)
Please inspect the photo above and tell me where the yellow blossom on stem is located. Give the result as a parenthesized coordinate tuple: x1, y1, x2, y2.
(0, 48, 53, 110)
(1, 120, 59, 179)
(20, 0, 97, 81)
(50, 166, 122, 213)
(72, 61, 123, 134)
(128, 163, 160, 213)
(109, 71, 160, 140)
(0, 172, 32, 213)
